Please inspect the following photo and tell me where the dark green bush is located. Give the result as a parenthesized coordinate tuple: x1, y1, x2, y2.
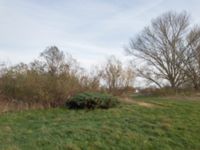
(66, 92, 118, 109)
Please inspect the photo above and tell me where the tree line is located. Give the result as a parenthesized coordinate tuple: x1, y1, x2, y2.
(0, 11, 200, 108)
(0, 46, 134, 107)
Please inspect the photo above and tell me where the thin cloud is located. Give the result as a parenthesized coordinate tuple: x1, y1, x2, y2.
(0, 0, 200, 68)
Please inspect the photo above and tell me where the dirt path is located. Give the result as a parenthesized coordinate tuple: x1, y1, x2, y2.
(119, 97, 157, 108)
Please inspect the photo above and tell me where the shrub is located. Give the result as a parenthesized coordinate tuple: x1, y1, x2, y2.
(137, 87, 198, 97)
(0, 47, 99, 108)
(66, 92, 118, 109)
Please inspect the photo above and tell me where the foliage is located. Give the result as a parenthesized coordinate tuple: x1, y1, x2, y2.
(66, 92, 118, 109)
(0, 47, 100, 107)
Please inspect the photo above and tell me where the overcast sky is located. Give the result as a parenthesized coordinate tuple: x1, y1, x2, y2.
(0, 0, 200, 69)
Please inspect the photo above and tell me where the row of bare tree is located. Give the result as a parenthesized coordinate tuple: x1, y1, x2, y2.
(0, 46, 135, 105)
(126, 11, 200, 90)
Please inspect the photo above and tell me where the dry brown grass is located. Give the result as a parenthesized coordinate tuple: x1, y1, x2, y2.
(0, 100, 48, 114)
(119, 97, 157, 108)
(0, 95, 49, 114)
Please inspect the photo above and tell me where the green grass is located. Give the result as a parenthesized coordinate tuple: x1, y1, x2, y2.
(0, 97, 200, 150)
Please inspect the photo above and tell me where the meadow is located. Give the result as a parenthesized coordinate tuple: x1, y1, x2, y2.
(0, 96, 200, 150)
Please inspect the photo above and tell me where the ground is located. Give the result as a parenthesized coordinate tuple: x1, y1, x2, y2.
(0, 96, 200, 150)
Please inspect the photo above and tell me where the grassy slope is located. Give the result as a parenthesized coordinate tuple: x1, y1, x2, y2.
(0, 97, 200, 150)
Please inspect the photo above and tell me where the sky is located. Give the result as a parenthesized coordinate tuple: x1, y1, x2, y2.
(0, 0, 200, 70)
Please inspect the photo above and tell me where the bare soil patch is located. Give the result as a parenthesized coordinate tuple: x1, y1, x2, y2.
(120, 97, 158, 108)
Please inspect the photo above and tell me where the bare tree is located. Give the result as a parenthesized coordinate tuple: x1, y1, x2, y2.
(119, 65, 135, 88)
(101, 56, 135, 92)
(101, 56, 122, 91)
(0, 63, 6, 77)
(126, 11, 199, 89)
(40, 46, 69, 76)
(183, 27, 200, 90)
(30, 60, 46, 74)
(79, 66, 101, 91)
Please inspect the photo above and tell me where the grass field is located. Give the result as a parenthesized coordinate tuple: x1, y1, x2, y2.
(0, 96, 200, 150)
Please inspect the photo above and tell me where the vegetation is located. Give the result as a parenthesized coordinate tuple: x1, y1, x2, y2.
(0, 47, 88, 107)
(0, 8, 200, 150)
(126, 11, 200, 89)
(0, 47, 134, 109)
(2, 11, 200, 108)
(66, 92, 118, 109)
(0, 97, 200, 150)
(100, 56, 135, 94)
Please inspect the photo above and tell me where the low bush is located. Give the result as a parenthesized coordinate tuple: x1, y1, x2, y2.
(66, 92, 118, 109)
(137, 87, 199, 97)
